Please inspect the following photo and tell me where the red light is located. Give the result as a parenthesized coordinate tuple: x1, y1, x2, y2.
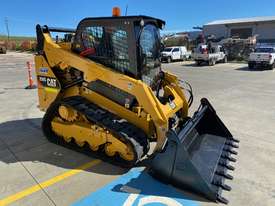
(202, 48, 208, 54)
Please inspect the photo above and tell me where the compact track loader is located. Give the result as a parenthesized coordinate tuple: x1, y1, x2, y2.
(35, 8, 239, 204)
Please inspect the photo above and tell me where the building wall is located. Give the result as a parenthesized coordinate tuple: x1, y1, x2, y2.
(203, 21, 275, 42)
(255, 22, 275, 41)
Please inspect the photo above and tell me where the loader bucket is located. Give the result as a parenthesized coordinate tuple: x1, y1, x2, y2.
(150, 98, 239, 204)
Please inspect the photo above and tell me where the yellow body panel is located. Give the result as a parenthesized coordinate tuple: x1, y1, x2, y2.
(35, 32, 189, 151)
(35, 56, 61, 111)
(58, 42, 72, 51)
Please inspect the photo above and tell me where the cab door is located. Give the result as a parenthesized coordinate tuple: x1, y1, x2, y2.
(172, 48, 181, 60)
(217, 46, 225, 60)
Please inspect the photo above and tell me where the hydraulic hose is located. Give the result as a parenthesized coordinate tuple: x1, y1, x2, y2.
(179, 80, 193, 108)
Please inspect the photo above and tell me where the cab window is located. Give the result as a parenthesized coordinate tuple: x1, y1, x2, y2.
(74, 26, 130, 74)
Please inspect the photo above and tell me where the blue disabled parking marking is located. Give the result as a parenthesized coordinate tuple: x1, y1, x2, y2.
(72, 167, 200, 206)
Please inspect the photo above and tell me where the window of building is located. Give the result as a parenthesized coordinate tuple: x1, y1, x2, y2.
(230, 28, 252, 39)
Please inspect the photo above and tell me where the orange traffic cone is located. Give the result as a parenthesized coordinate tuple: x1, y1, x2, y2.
(25, 61, 37, 89)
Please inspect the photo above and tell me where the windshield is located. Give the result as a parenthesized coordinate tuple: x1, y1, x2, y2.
(163, 48, 172, 52)
(255, 48, 275, 53)
(139, 24, 161, 87)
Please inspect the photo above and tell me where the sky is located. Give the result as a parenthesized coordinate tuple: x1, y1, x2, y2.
(1, 0, 275, 37)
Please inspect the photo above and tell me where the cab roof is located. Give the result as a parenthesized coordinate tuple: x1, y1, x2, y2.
(78, 15, 165, 28)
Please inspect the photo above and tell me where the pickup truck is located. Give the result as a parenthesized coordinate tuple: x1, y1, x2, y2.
(192, 44, 227, 66)
(161, 46, 191, 63)
(248, 47, 275, 70)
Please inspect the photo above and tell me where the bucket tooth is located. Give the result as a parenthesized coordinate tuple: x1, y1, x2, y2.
(231, 143, 239, 148)
(231, 137, 240, 143)
(219, 158, 235, 171)
(221, 151, 236, 162)
(217, 195, 229, 204)
(221, 184, 232, 191)
(212, 179, 232, 191)
(216, 170, 233, 180)
(223, 145, 238, 155)
(226, 140, 239, 148)
(229, 149, 238, 155)
(226, 164, 235, 171)
(227, 156, 237, 162)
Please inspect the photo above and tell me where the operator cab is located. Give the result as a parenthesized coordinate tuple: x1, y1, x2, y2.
(72, 16, 165, 86)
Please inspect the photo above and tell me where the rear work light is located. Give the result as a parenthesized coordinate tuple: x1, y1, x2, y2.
(202, 48, 208, 54)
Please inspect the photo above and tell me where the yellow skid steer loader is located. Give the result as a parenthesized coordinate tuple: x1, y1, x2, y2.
(34, 8, 239, 204)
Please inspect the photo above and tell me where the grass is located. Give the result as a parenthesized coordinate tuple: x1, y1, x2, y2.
(0, 35, 36, 43)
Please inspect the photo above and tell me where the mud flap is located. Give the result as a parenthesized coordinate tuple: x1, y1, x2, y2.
(150, 98, 239, 204)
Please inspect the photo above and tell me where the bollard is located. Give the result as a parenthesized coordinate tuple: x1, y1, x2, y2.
(25, 61, 37, 89)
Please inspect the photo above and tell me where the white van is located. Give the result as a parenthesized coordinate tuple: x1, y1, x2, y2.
(161, 46, 191, 63)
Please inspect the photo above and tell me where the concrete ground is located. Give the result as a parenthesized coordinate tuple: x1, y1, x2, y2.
(0, 52, 274, 206)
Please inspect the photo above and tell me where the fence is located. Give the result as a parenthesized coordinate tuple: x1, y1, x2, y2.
(0, 39, 36, 51)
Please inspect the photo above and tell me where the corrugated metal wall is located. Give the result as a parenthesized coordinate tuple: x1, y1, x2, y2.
(203, 21, 275, 42)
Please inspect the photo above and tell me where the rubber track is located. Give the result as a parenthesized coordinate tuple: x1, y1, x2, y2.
(42, 96, 149, 167)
